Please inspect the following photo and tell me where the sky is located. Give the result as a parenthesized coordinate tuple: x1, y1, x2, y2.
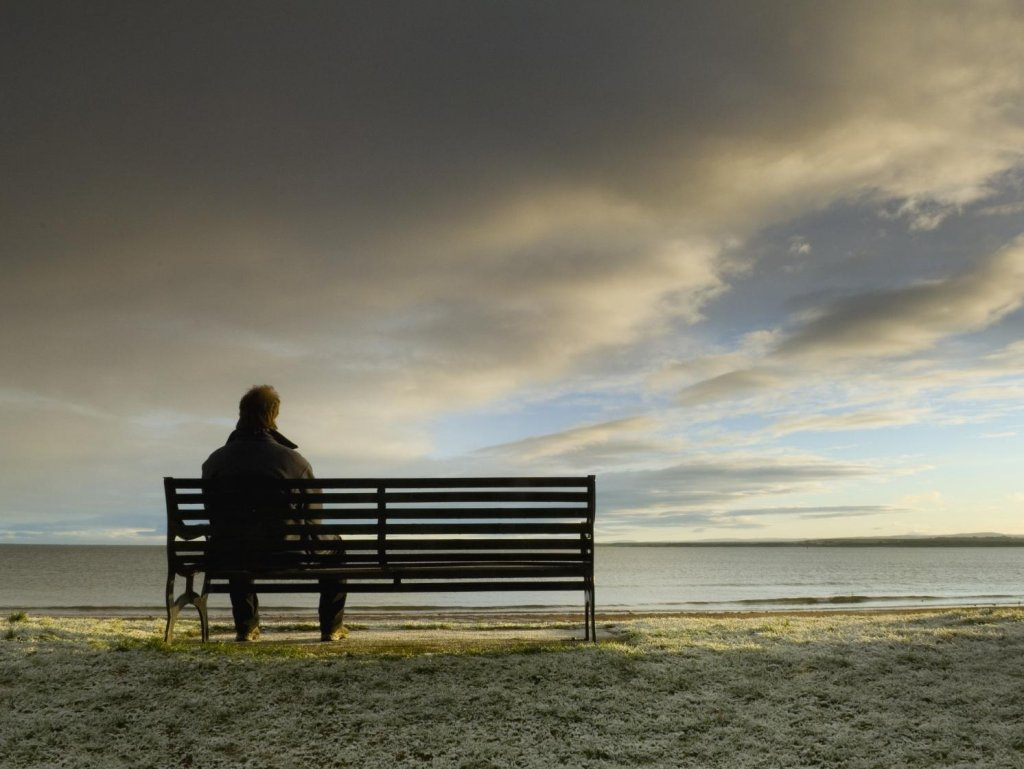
(3, 1, 1024, 544)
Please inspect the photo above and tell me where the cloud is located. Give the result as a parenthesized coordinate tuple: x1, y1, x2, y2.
(770, 408, 932, 436)
(722, 505, 904, 520)
(977, 201, 1024, 217)
(596, 482, 907, 538)
(0, 510, 163, 545)
(981, 339, 1024, 369)
(678, 369, 783, 406)
(599, 454, 883, 518)
(676, 237, 1024, 410)
(892, 491, 946, 512)
(0, 526, 161, 545)
(881, 198, 961, 232)
(788, 237, 812, 257)
(462, 410, 913, 536)
(777, 237, 1024, 360)
(3, 3, 1024, 535)
(474, 416, 675, 469)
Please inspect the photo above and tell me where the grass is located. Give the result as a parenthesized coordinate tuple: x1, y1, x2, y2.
(5, 610, 29, 640)
(2, 608, 1024, 768)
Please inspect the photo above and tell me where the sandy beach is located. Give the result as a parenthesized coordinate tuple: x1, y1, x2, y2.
(3, 607, 1023, 768)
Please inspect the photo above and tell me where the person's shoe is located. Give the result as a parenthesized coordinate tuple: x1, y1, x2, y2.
(235, 627, 260, 642)
(321, 626, 348, 642)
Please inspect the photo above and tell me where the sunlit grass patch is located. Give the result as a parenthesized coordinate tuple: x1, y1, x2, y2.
(175, 633, 601, 660)
(2, 614, 597, 659)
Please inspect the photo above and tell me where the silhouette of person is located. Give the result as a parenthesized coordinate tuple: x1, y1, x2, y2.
(202, 385, 346, 641)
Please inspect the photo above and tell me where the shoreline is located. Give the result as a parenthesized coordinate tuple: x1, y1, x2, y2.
(8, 600, 1022, 622)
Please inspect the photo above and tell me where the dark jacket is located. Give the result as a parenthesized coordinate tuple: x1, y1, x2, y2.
(202, 428, 313, 480)
(201, 428, 323, 562)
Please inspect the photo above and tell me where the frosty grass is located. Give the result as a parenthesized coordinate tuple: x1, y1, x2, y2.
(3, 608, 1023, 768)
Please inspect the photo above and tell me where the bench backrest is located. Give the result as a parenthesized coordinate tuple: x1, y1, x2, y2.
(165, 476, 596, 575)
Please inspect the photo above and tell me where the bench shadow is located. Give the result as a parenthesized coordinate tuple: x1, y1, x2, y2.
(164, 616, 606, 656)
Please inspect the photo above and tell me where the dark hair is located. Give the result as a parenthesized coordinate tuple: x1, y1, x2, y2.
(238, 385, 280, 430)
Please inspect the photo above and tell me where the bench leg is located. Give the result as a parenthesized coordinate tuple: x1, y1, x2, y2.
(164, 574, 177, 642)
(164, 573, 207, 643)
(584, 589, 590, 642)
(592, 588, 597, 642)
(194, 573, 210, 642)
(165, 574, 198, 642)
(585, 584, 597, 643)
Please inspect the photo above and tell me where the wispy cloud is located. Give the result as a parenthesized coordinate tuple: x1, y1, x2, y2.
(678, 369, 783, 406)
(722, 505, 905, 520)
(770, 408, 932, 436)
(598, 454, 888, 518)
(474, 416, 677, 469)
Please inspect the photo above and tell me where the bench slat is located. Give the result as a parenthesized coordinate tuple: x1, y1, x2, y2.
(170, 522, 588, 536)
(205, 580, 588, 594)
(169, 552, 595, 566)
(331, 522, 589, 535)
(170, 537, 590, 553)
(170, 508, 592, 524)
(317, 507, 589, 519)
(304, 553, 589, 564)
(168, 476, 590, 490)
(212, 563, 586, 578)
(382, 490, 589, 503)
(173, 491, 589, 505)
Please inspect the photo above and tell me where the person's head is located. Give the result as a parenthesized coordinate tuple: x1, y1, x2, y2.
(237, 385, 280, 431)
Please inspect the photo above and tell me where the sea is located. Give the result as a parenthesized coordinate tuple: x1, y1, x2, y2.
(1, 544, 1022, 615)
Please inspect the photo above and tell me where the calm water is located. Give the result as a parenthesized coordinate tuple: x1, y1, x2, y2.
(1, 544, 1021, 613)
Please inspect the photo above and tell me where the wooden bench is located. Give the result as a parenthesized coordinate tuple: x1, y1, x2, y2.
(163, 475, 596, 642)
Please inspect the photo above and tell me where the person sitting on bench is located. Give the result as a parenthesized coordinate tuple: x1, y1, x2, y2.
(201, 384, 347, 642)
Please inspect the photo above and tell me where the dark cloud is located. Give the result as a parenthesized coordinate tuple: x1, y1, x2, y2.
(776, 237, 1024, 360)
(9, 0, 1017, 247)
(2, 3, 858, 206)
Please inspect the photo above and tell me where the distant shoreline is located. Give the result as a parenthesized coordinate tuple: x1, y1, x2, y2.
(603, 535, 1024, 547)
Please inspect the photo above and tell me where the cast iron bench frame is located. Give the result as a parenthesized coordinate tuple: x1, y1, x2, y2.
(163, 475, 596, 642)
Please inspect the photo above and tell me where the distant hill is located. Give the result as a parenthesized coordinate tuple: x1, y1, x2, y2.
(604, 533, 1024, 547)
(798, 534, 1024, 547)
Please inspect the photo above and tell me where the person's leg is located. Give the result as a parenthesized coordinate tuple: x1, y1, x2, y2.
(229, 577, 260, 640)
(318, 579, 347, 641)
